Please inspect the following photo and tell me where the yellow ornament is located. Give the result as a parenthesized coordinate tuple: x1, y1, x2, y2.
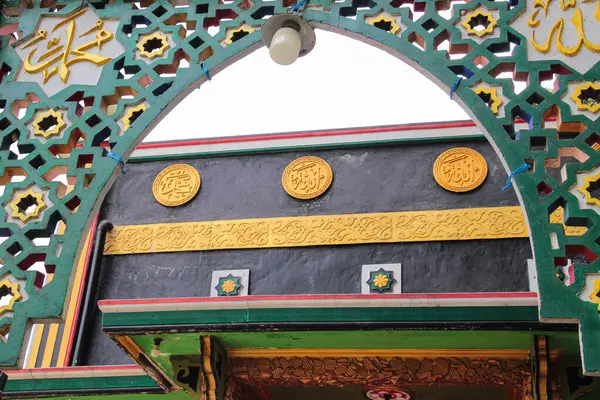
(282, 156, 333, 200)
(221, 280, 237, 294)
(433, 148, 488, 193)
(152, 164, 201, 207)
(373, 274, 390, 288)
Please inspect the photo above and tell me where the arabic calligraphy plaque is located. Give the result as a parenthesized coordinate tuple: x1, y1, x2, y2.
(433, 148, 488, 193)
(509, 0, 600, 74)
(12, 8, 125, 96)
(153, 164, 201, 207)
(282, 156, 333, 200)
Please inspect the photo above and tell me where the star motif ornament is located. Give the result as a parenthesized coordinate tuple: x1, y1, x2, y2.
(367, 268, 396, 292)
(216, 274, 242, 296)
(9, 188, 47, 223)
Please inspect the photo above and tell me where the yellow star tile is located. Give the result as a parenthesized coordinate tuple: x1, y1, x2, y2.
(578, 172, 600, 207)
(136, 32, 171, 59)
(366, 14, 401, 35)
(571, 82, 600, 114)
(0, 279, 22, 315)
(223, 25, 256, 46)
(122, 103, 147, 132)
(8, 188, 47, 223)
(474, 86, 503, 114)
(32, 109, 66, 139)
(462, 10, 498, 37)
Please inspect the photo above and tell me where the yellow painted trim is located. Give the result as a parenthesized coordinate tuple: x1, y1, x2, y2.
(462, 10, 497, 37)
(121, 103, 147, 132)
(578, 172, 600, 207)
(32, 109, 67, 138)
(473, 85, 504, 115)
(26, 324, 45, 369)
(571, 82, 600, 113)
(0, 279, 22, 314)
(104, 206, 529, 255)
(365, 12, 401, 35)
(227, 348, 561, 360)
(8, 188, 47, 223)
(223, 25, 256, 46)
(40, 323, 59, 368)
(56, 228, 93, 366)
(136, 31, 170, 59)
(549, 206, 587, 236)
(116, 335, 142, 358)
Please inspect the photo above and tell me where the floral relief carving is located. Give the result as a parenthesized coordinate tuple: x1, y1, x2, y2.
(103, 207, 528, 255)
(227, 356, 540, 399)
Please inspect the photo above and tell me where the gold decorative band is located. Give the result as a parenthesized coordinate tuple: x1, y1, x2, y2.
(103, 206, 528, 255)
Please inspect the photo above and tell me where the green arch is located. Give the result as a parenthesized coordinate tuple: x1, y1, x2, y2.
(0, 0, 599, 374)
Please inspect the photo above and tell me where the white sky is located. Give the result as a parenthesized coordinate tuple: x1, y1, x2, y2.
(144, 29, 469, 143)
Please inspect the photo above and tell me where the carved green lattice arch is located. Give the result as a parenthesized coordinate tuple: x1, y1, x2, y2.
(0, 0, 599, 374)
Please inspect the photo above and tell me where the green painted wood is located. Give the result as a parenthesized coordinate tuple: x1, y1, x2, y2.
(133, 330, 582, 354)
(17, 390, 192, 400)
(0, 0, 598, 374)
(102, 306, 540, 327)
(129, 329, 582, 383)
(4, 375, 159, 393)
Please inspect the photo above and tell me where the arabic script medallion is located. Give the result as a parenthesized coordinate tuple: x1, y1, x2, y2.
(153, 164, 201, 207)
(433, 148, 488, 193)
(510, 0, 600, 74)
(282, 156, 333, 200)
(13, 8, 125, 96)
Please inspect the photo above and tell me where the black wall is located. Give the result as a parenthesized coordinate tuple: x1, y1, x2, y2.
(86, 139, 533, 366)
(102, 141, 520, 224)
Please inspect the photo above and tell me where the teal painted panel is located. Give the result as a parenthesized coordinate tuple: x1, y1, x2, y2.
(102, 306, 540, 327)
(4, 375, 158, 393)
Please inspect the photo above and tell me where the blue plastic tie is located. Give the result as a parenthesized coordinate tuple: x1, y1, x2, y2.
(502, 163, 530, 191)
(201, 62, 211, 81)
(290, 0, 307, 12)
(107, 151, 127, 175)
(450, 77, 462, 99)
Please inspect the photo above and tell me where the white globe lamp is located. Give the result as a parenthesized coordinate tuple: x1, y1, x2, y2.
(261, 14, 316, 66)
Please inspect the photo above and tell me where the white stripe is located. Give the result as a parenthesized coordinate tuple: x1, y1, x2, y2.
(7, 366, 146, 380)
(131, 121, 539, 159)
(131, 126, 478, 159)
(99, 295, 538, 313)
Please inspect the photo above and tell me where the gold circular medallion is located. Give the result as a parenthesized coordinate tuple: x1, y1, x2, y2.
(152, 164, 201, 207)
(282, 156, 333, 200)
(433, 148, 488, 192)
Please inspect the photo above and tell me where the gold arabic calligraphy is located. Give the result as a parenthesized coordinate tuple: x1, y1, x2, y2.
(433, 148, 488, 193)
(152, 164, 201, 207)
(282, 156, 333, 199)
(22, 9, 115, 83)
(528, 0, 600, 56)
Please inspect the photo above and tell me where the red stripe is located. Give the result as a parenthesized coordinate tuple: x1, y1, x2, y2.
(6, 365, 142, 376)
(135, 121, 478, 150)
(77, 120, 479, 150)
(99, 292, 537, 308)
(80, 117, 554, 151)
(63, 216, 98, 366)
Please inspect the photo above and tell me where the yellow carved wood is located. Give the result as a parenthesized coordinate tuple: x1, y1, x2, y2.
(103, 206, 528, 255)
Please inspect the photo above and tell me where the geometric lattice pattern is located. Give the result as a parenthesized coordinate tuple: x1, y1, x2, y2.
(0, 0, 599, 375)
